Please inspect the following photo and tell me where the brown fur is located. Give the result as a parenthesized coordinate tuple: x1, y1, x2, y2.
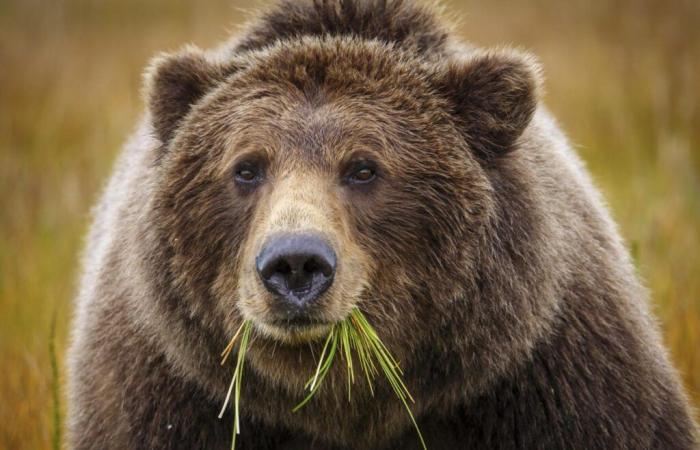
(67, 1, 699, 449)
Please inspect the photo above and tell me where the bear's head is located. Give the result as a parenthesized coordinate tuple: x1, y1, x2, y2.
(140, 35, 553, 408)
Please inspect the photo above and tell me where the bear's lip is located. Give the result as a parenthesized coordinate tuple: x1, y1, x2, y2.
(254, 317, 333, 344)
(270, 316, 328, 328)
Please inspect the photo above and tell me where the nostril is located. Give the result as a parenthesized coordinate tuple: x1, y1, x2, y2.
(303, 258, 319, 274)
(304, 256, 333, 277)
(259, 257, 288, 280)
(274, 260, 291, 276)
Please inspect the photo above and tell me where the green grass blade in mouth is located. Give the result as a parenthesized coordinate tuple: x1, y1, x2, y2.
(220, 309, 426, 450)
(218, 320, 253, 450)
(306, 324, 335, 391)
(293, 307, 427, 450)
(339, 320, 355, 400)
(221, 320, 248, 364)
(293, 325, 339, 412)
(49, 313, 62, 450)
(348, 309, 425, 449)
(347, 320, 377, 395)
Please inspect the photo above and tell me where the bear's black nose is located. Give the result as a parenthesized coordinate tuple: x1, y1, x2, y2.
(256, 233, 336, 308)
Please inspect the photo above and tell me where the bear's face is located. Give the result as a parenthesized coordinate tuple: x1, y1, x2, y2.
(148, 38, 539, 377)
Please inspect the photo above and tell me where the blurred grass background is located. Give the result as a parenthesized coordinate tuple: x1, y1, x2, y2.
(1, 0, 698, 447)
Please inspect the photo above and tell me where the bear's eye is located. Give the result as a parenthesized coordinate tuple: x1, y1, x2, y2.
(347, 164, 377, 185)
(233, 162, 263, 186)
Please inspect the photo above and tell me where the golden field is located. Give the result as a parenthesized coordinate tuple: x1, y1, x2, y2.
(0, 0, 698, 447)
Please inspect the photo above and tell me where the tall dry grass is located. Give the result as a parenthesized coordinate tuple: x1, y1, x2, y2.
(0, 0, 698, 448)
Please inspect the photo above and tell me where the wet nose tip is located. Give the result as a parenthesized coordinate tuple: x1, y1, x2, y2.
(256, 233, 336, 306)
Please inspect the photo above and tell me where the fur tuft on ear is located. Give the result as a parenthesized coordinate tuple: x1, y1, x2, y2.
(436, 49, 542, 159)
(144, 47, 232, 145)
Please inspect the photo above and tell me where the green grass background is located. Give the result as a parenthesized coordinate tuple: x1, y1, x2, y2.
(1, 0, 698, 447)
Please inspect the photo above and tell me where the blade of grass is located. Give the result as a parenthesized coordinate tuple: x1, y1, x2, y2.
(220, 309, 425, 449)
(339, 321, 355, 400)
(349, 309, 424, 449)
(347, 321, 376, 396)
(352, 311, 403, 372)
(307, 325, 335, 391)
(218, 320, 252, 450)
(293, 330, 338, 412)
(49, 312, 62, 450)
(221, 320, 248, 365)
(292, 307, 426, 449)
(233, 322, 252, 448)
(218, 362, 240, 418)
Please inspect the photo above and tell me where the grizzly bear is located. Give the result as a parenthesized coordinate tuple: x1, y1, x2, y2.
(67, 0, 699, 449)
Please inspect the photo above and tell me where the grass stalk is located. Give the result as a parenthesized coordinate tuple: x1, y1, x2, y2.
(292, 308, 426, 449)
(219, 321, 253, 450)
(49, 313, 62, 450)
(220, 308, 426, 450)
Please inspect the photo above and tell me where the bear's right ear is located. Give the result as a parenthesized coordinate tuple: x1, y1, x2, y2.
(144, 48, 232, 145)
(435, 49, 542, 160)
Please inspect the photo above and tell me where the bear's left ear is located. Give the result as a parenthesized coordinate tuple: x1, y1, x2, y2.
(144, 47, 235, 146)
(435, 50, 542, 159)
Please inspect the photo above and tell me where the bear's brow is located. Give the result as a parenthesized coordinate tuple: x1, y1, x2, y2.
(278, 104, 391, 163)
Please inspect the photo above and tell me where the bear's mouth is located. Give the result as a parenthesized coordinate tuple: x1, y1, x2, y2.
(270, 316, 328, 328)
(255, 317, 333, 344)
